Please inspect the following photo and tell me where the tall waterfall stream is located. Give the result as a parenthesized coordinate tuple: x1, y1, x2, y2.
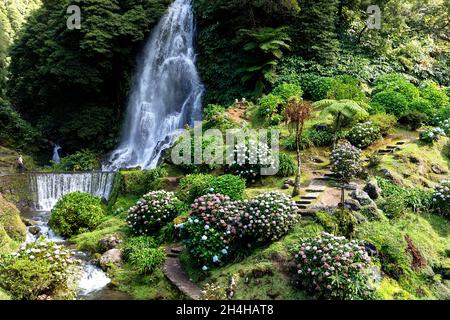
(23, 0, 203, 299)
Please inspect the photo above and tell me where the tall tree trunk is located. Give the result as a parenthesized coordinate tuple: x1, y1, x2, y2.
(292, 122, 303, 197)
(340, 184, 345, 213)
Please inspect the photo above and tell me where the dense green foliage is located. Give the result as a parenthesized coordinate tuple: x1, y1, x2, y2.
(49, 192, 105, 237)
(7, 0, 170, 153)
(119, 167, 168, 196)
(123, 236, 166, 274)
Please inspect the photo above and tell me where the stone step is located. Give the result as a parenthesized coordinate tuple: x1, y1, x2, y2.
(301, 193, 320, 200)
(396, 141, 406, 145)
(314, 176, 333, 181)
(171, 247, 183, 254)
(298, 209, 316, 216)
(167, 253, 179, 258)
(386, 146, 397, 149)
(305, 186, 326, 193)
(296, 200, 312, 205)
(297, 205, 308, 210)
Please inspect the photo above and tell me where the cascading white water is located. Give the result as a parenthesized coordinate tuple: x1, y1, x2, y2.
(52, 144, 61, 163)
(30, 172, 116, 211)
(104, 0, 204, 170)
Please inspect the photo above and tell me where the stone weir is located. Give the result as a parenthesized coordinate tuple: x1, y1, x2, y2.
(0, 171, 117, 212)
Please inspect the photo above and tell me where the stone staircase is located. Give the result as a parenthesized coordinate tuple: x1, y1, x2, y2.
(295, 140, 408, 216)
(162, 245, 203, 300)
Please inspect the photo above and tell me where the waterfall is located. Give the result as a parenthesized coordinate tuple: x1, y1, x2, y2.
(30, 172, 116, 211)
(52, 144, 61, 163)
(104, 0, 204, 170)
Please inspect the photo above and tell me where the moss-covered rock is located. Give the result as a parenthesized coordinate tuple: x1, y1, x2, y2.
(0, 194, 26, 242)
(0, 287, 11, 300)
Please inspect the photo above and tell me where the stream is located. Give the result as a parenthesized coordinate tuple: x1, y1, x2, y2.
(21, 209, 132, 300)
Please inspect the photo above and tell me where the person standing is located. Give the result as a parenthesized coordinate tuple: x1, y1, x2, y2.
(17, 155, 25, 173)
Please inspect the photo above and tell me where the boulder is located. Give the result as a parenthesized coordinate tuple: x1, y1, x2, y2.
(98, 234, 123, 253)
(281, 184, 290, 190)
(344, 199, 361, 211)
(431, 164, 447, 175)
(28, 225, 41, 235)
(351, 189, 374, 206)
(99, 249, 123, 270)
(284, 179, 295, 186)
(363, 180, 382, 200)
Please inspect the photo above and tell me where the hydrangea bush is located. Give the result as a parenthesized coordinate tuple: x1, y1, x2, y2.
(239, 191, 299, 242)
(295, 232, 374, 300)
(440, 118, 450, 135)
(346, 122, 381, 149)
(229, 140, 277, 183)
(330, 141, 362, 183)
(127, 190, 182, 235)
(0, 237, 81, 300)
(419, 127, 446, 144)
(432, 180, 450, 217)
(181, 192, 300, 270)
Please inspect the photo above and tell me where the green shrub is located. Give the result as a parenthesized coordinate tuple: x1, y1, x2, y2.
(127, 190, 182, 235)
(380, 194, 407, 219)
(295, 232, 375, 300)
(369, 113, 397, 136)
(53, 149, 100, 172)
(203, 104, 226, 120)
(123, 236, 165, 274)
(346, 122, 381, 149)
(399, 111, 428, 130)
(0, 238, 80, 300)
(371, 91, 409, 117)
(327, 76, 366, 102)
(314, 210, 357, 238)
(300, 74, 334, 101)
(373, 73, 420, 101)
(178, 174, 215, 204)
(120, 167, 168, 196)
(419, 80, 449, 109)
(209, 174, 246, 200)
(408, 98, 433, 118)
(272, 82, 303, 101)
(277, 153, 296, 177)
(257, 94, 284, 122)
(174, 135, 223, 173)
(305, 127, 334, 147)
(49, 192, 105, 237)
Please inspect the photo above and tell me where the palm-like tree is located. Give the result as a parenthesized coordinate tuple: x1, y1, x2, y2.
(314, 99, 369, 145)
(238, 27, 291, 95)
(285, 98, 312, 197)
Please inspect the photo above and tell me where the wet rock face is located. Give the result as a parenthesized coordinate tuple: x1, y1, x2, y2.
(28, 225, 41, 235)
(99, 249, 123, 270)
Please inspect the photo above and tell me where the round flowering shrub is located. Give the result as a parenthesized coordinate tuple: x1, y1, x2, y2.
(229, 140, 277, 183)
(49, 192, 105, 237)
(127, 190, 182, 235)
(330, 141, 362, 183)
(419, 126, 446, 144)
(346, 122, 381, 149)
(295, 232, 374, 300)
(239, 191, 299, 243)
(190, 194, 242, 245)
(432, 180, 450, 217)
(0, 237, 80, 300)
(181, 218, 231, 271)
